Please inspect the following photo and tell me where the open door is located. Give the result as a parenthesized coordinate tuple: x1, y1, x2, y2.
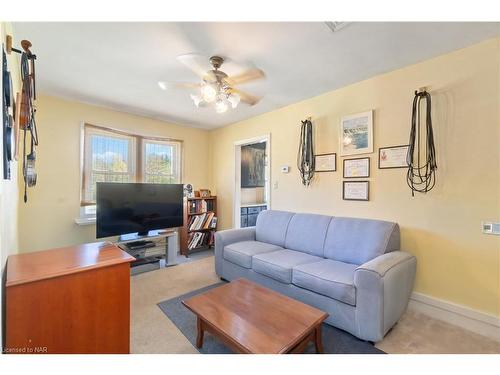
(234, 135, 270, 228)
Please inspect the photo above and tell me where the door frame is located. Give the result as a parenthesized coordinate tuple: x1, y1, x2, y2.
(233, 134, 271, 228)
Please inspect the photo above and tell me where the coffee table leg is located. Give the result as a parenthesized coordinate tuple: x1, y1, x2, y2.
(196, 317, 205, 348)
(314, 325, 324, 354)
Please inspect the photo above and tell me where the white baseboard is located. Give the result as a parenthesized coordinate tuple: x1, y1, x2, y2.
(408, 292, 500, 342)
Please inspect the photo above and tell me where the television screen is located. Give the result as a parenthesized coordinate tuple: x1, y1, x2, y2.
(96, 182, 184, 238)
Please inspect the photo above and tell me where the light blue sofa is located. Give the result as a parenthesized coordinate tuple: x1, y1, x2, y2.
(215, 210, 417, 342)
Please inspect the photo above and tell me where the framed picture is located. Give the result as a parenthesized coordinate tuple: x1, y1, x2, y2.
(315, 153, 336, 172)
(379, 145, 409, 169)
(241, 143, 266, 188)
(343, 181, 369, 201)
(343, 157, 370, 178)
(199, 189, 211, 198)
(340, 110, 373, 156)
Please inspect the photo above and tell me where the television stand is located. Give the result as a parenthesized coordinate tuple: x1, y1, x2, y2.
(116, 229, 179, 267)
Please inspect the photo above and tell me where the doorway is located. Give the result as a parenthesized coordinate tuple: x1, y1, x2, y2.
(234, 135, 270, 228)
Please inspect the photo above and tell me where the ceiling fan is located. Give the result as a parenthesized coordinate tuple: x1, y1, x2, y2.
(158, 54, 265, 114)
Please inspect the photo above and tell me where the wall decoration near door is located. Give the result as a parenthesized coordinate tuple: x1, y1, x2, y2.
(379, 145, 409, 169)
(343, 157, 370, 178)
(315, 153, 336, 172)
(241, 142, 266, 188)
(343, 181, 369, 201)
(340, 110, 373, 156)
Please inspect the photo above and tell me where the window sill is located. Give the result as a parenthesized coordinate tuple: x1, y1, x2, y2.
(75, 216, 96, 226)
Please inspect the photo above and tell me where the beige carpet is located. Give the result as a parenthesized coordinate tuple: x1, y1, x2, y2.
(130, 256, 500, 354)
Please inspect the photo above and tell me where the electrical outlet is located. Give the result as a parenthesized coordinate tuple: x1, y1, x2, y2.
(482, 221, 500, 235)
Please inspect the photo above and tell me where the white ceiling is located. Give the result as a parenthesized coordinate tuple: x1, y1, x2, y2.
(12, 22, 500, 129)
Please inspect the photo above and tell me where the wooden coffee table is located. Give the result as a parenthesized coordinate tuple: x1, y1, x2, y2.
(181, 278, 328, 354)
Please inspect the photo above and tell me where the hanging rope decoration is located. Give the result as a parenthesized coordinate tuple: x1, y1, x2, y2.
(406, 90, 437, 196)
(297, 118, 315, 186)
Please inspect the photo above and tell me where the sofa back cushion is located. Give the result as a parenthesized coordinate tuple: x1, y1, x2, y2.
(255, 210, 294, 247)
(324, 217, 400, 265)
(284, 213, 332, 257)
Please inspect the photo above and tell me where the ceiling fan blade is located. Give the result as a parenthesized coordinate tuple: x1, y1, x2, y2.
(226, 68, 265, 86)
(177, 53, 210, 79)
(158, 81, 200, 90)
(230, 88, 261, 106)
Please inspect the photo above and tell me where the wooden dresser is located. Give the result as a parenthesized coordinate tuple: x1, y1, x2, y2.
(4, 242, 135, 354)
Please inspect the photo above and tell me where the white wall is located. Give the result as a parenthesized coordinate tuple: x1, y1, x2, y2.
(0, 22, 20, 346)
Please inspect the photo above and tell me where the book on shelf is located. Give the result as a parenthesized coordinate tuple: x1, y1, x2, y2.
(187, 231, 213, 250)
(188, 198, 215, 214)
(188, 212, 217, 232)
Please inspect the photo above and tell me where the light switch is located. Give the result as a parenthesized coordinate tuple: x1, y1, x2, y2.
(273, 181, 279, 189)
(281, 165, 290, 173)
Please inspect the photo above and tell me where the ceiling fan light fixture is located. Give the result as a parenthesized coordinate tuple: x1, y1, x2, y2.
(215, 98, 228, 114)
(190, 94, 203, 107)
(227, 93, 240, 109)
(200, 83, 217, 103)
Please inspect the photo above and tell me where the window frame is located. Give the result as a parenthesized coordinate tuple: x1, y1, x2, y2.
(80, 122, 183, 208)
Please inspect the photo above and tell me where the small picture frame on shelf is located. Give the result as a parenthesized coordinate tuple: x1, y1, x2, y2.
(343, 157, 370, 178)
(199, 189, 211, 198)
(343, 181, 369, 201)
(378, 145, 409, 169)
(315, 153, 337, 172)
(194, 190, 201, 198)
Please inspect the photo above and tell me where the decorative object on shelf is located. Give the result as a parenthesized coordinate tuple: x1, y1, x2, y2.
(407, 88, 437, 196)
(343, 157, 370, 178)
(194, 190, 201, 198)
(158, 55, 265, 114)
(340, 110, 373, 156)
(379, 145, 409, 169)
(343, 181, 369, 201)
(241, 142, 266, 188)
(199, 188, 211, 198)
(297, 117, 315, 186)
(315, 153, 336, 172)
(8, 37, 38, 202)
(183, 183, 194, 198)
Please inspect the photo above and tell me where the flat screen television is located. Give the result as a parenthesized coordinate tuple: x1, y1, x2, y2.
(96, 182, 184, 238)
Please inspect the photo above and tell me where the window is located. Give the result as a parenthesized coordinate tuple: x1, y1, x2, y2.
(81, 124, 182, 209)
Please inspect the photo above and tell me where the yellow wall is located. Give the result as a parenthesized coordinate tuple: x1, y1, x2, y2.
(209, 38, 500, 316)
(18, 95, 210, 252)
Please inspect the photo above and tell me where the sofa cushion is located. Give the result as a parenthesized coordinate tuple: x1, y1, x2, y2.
(252, 249, 322, 284)
(284, 213, 332, 257)
(223, 241, 283, 269)
(323, 217, 400, 265)
(292, 259, 357, 306)
(255, 210, 294, 247)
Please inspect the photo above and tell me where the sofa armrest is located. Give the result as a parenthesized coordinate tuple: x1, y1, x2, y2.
(353, 251, 417, 342)
(214, 227, 256, 276)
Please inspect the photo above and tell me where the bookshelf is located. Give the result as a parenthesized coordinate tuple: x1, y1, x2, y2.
(180, 196, 217, 257)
